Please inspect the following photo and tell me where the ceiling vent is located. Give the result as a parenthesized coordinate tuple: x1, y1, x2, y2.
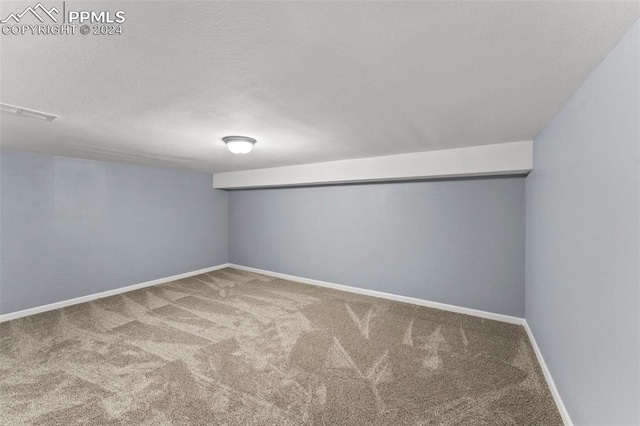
(1, 103, 58, 121)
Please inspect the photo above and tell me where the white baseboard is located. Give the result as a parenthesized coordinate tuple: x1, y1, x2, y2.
(523, 321, 573, 426)
(228, 264, 525, 325)
(0, 263, 231, 323)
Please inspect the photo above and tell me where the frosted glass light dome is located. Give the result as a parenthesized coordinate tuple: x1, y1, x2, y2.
(223, 136, 256, 155)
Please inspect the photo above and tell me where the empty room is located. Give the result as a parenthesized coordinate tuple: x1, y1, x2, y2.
(0, 1, 638, 425)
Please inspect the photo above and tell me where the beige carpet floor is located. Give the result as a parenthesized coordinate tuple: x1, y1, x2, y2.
(0, 268, 562, 425)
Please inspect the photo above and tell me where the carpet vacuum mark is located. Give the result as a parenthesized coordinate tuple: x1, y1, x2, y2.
(0, 268, 562, 425)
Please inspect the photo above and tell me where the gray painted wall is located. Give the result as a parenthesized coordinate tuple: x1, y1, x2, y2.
(0, 151, 228, 314)
(229, 177, 526, 317)
(526, 20, 639, 425)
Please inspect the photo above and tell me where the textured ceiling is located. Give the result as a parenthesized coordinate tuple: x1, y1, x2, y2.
(1, 1, 638, 173)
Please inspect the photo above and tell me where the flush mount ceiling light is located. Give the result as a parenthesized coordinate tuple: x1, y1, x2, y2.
(0, 102, 58, 121)
(223, 136, 256, 155)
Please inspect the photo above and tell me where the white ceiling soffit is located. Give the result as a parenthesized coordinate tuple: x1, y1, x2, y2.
(213, 141, 532, 189)
(0, 2, 638, 173)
